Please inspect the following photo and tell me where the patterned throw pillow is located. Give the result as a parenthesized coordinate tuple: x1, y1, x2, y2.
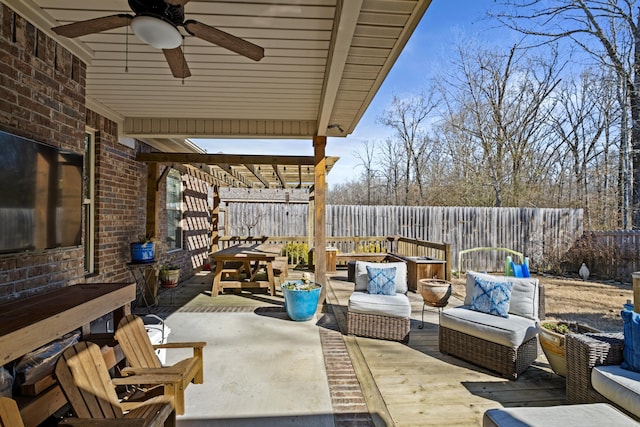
(621, 309, 640, 373)
(365, 266, 397, 295)
(470, 277, 513, 318)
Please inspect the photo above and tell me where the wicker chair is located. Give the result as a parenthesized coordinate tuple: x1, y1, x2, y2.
(439, 271, 544, 380)
(347, 261, 411, 343)
(565, 332, 640, 419)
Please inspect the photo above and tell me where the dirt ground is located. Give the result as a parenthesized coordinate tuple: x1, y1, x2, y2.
(450, 274, 634, 332)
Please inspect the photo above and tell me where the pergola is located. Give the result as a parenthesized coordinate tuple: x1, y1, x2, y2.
(4, 0, 432, 295)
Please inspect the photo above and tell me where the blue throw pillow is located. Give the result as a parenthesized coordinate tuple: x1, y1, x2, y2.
(366, 266, 397, 295)
(470, 277, 513, 318)
(621, 309, 640, 372)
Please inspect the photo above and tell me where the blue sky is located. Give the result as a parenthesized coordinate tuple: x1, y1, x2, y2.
(194, 1, 504, 188)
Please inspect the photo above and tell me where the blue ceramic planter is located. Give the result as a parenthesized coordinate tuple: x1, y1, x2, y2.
(282, 281, 321, 321)
(130, 242, 155, 263)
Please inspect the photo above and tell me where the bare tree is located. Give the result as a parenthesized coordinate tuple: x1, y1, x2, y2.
(550, 70, 611, 227)
(439, 42, 561, 206)
(377, 90, 437, 205)
(353, 140, 378, 205)
(494, 0, 639, 226)
(377, 137, 405, 205)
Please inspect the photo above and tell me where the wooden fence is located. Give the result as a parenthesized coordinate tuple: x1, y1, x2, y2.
(575, 231, 640, 281)
(223, 203, 584, 272)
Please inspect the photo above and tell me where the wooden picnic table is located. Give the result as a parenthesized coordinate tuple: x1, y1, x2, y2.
(210, 243, 283, 297)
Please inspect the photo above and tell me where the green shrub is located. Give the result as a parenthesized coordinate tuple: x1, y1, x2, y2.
(355, 242, 386, 253)
(281, 242, 309, 265)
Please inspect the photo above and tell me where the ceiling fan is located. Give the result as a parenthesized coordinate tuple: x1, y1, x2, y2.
(51, 0, 264, 79)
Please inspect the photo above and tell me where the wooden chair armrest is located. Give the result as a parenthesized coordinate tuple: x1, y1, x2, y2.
(60, 419, 145, 426)
(121, 367, 185, 376)
(152, 341, 206, 349)
(112, 372, 182, 384)
(566, 332, 624, 404)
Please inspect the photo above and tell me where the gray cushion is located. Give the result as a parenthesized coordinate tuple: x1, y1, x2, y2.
(440, 306, 538, 348)
(355, 261, 407, 294)
(465, 271, 539, 320)
(592, 364, 640, 418)
(348, 292, 411, 318)
(483, 403, 636, 427)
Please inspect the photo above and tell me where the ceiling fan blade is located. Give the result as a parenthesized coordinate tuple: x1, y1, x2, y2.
(52, 14, 132, 38)
(165, 0, 191, 6)
(163, 47, 191, 79)
(184, 20, 264, 61)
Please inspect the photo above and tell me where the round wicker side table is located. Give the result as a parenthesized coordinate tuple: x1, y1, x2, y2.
(417, 278, 452, 329)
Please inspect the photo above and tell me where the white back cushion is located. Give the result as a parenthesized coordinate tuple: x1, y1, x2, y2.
(355, 261, 408, 294)
(465, 271, 539, 320)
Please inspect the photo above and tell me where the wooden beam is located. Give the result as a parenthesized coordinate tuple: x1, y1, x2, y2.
(218, 163, 251, 187)
(316, 0, 363, 135)
(274, 165, 287, 188)
(156, 165, 172, 191)
(245, 164, 270, 187)
(146, 163, 159, 240)
(137, 152, 317, 166)
(313, 135, 327, 304)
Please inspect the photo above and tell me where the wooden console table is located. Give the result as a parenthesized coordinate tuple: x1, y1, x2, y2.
(0, 282, 136, 426)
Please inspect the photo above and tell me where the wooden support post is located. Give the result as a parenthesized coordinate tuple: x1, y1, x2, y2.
(313, 136, 327, 304)
(146, 162, 159, 240)
(211, 185, 220, 253)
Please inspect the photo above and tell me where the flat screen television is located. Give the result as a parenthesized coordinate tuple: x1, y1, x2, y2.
(0, 130, 83, 253)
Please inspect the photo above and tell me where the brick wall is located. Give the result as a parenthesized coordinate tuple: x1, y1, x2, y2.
(86, 110, 147, 284)
(0, 5, 86, 300)
(0, 5, 212, 302)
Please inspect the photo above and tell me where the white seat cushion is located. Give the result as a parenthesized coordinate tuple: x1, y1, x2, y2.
(440, 306, 538, 348)
(592, 364, 640, 418)
(483, 403, 637, 427)
(355, 261, 408, 294)
(348, 291, 411, 318)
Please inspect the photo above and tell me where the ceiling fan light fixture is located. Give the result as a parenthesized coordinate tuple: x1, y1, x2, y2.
(131, 15, 182, 49)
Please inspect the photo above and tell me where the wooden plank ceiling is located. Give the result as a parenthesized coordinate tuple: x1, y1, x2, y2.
(6, 0, 431, 142)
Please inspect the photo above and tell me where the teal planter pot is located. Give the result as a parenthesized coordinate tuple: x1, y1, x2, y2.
(282, 280, 321, 321)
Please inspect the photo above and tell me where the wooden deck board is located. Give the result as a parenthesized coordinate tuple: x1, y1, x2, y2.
(326, 275, 568, 427)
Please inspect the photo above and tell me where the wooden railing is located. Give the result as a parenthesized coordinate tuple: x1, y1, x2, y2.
(214, 235, 451, 280)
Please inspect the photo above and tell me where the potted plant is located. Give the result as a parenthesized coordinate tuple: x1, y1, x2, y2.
(539, 320, 600, 377)
(281, 273, 322, 321)
(159, 263, 181, 288)
(130, 235, 155, 263)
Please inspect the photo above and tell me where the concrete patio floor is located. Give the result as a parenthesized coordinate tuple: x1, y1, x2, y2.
(133, 268, 565, 426)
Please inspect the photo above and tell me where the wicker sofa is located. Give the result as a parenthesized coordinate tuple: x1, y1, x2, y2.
(439, 271, 543, 379)
(347, 261, 411, 343)
(565, 332, 640, 419)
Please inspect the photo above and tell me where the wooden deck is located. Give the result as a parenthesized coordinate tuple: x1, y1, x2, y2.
(326, 271, 567, 427)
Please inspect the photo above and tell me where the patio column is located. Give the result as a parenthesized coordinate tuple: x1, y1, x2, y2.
(313, 135, 327, 304)
(211, 184, 220, 253)
(145, 162, 159, 240)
